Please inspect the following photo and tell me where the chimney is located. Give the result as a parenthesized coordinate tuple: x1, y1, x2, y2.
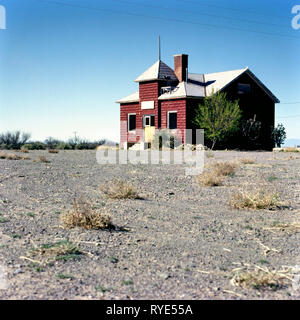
(174, 54, 188, 82)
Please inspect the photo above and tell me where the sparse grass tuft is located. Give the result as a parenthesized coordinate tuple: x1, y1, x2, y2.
(122, 279, 133, 285)
(283, 147, 299, 153)
(60, 197, 112, 230)
(265, 222, 300, 233)
(196, 161, 238, 187)
(0, 151, 30, 160)
(39, 156, 49, 163)
(48, 149, 59, 153)
(240, 158, 256, 164)
(0, 217, 9, 223)
(101, 179, 140, 199)
(56, 273, 74, 279)
(206, 150, 214, 158)
(20, 146, 29, 153)
(96, 285, 113, 293)
(231, 266, 291, 290)
(267, 176, 278, 182)
(230, 188, 281, 210)
(212, 161, 239, 176)
(30, 240, 81, 262)
(196, 171, 225, 186)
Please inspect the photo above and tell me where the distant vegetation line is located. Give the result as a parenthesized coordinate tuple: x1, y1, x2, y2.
(0, 131, 118, 150)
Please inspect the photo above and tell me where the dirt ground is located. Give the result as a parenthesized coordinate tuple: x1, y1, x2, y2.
(0, 150, 299, 300)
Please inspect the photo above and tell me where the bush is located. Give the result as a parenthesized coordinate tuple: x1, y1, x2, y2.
(229, 188, 280, 210)
(196, 171, 225, 186)
(0, 131, 31, 150)
(272, 124, 286, 148)
(212, 161, 238, 176)
(44, 137, 62, 149)
(61, 197, 112, 229)
(101, 179, 140, 199)
(57, 142, 72, 150)
(23, 142, 46, 150)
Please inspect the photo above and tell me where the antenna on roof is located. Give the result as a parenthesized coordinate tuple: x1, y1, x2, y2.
(158, 35, 161, 61)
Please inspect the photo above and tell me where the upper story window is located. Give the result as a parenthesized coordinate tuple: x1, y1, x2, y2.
(168, 111, 177, 130)
(128, 113, 136, 132)
(237, 83, 251, 94)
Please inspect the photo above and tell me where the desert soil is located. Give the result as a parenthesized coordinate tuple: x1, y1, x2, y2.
(0, 150, 299, 300)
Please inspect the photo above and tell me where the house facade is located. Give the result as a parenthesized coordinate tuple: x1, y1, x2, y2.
(117, 54, 280, 150)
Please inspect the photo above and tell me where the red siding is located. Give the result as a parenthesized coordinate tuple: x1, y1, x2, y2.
(120, 103, 141, 145)
(139, 82, 159, 130)
(120, 81, 161, 146)
(161, 99, 186, 143)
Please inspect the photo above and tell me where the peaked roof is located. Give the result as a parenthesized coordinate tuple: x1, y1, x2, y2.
(204, 68, 248, 96)
(134, 60, 177, 82)
(117, 62, 280, 103)
(159, 67, 280, 102)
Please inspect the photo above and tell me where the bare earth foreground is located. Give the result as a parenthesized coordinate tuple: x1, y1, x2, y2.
(0, 150, 299, 300)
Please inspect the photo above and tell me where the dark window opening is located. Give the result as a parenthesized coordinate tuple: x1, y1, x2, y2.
(145, 117, 150, 126)
(128, 114, 136, 131)
(151, 115, 155, 126)
(168, 112, 177, 129)
(238, 83, 251, 94)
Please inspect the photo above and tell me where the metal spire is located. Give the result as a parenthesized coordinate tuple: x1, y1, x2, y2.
(158, 35, 161, 61)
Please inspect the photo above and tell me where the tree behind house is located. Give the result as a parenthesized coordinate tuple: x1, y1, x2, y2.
(193, 91, 241, 150)
(272, 123, 287, 147)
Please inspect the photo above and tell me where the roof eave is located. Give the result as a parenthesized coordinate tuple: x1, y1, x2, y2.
(158, 95, 204, 100)
(245, 69, 280, 103)
(116, 99, 139, 104)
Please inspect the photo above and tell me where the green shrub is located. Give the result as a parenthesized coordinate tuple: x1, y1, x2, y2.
(23, 142, 46, 150)
(0, 131, 31, 150)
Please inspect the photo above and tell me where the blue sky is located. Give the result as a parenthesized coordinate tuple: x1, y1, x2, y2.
(0, 0, 299, 143)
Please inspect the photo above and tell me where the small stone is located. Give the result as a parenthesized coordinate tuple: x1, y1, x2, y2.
(158, 273, 170, 280)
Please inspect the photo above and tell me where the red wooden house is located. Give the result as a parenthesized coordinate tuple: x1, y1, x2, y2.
(117, 54, 279, 150)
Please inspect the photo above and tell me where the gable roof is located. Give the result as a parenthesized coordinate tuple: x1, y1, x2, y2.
(159, 67, 280, 102)
(117, 61, 280, 103)
(134, 60, 177, 82)
(204, 68, 248, 96)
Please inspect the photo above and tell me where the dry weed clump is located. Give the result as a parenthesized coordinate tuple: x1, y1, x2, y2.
(231, 266, 291, 290)
(239, 158, 256, 164)
(39, 155, 49, 163)
(212, 161, 239, 176)
(60, 197, 112, 230)
(101, 179, 140, 199)
(0, 151, 30, 160)
(230, 188, 280, 210)
(48, 149, 59, 153)
(196, 161, 238, 187)
(20, 146, 29, 153)
(196, 171, 225, 186)
(205, 150, 214, 158)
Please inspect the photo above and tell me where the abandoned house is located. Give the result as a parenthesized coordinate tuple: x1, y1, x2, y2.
(117, 54, 280, 150)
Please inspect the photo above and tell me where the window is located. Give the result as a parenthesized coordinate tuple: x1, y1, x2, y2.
(145, 116, 150, 126)
(144, 115, 155, 127)
(150, 115, 155, 127)
(168, 111, 177, 129)
(238, 83, 251, 94)
(128, 114, 136, 132)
